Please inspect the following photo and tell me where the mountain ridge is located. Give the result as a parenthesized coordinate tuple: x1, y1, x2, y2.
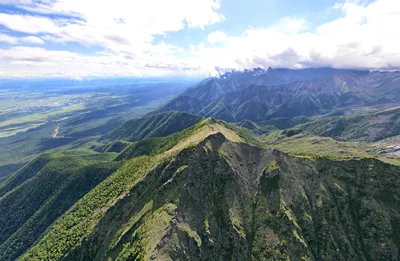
(18, 122, 400, 260)
(0, 118, 399, 260)
(154, 68, 400, 122)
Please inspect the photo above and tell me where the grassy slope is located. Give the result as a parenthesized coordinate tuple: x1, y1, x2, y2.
(243, 128, 400, 166)
(231, 108, 400, 165)
(266, 133, 370, 160)
(300, 107, 400, 142)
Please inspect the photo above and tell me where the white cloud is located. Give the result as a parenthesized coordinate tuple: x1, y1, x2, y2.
(0, 0, 224, 77)
(0, 0, 32, 4)
(0, 33, 44, 45)
(0, 0, 223, 52)
(0, 14, 60, 34)
(0, 46, 204, 78)
(189, 0, 400, 74)
(21, 36, 45, 44)
(0, 33, 18, 44)
(208, 30, 227, 44)
(0, 0, 400, 77)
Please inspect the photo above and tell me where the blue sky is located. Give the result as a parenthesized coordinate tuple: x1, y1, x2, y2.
(0, 0, 398, 78)
(160, 0, 342, 48)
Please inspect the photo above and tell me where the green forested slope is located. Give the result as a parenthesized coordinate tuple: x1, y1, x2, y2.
(101, 111, 203, 143)
(0, 151, 121, 261)
(59, 134, 400, 261)
(0, 119, 396, 261)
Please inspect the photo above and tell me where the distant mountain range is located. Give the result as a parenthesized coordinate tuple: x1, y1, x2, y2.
(154, 68, 400, 122)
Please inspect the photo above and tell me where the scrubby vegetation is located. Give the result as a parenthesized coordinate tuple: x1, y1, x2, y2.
(91, 140, 132, 153)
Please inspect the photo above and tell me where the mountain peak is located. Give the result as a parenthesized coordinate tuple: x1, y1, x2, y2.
(250, 67, 266, 76)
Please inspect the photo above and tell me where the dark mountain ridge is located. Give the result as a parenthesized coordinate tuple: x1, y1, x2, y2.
(184, 67, 369, 102)
(154, 68, 400, 122)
